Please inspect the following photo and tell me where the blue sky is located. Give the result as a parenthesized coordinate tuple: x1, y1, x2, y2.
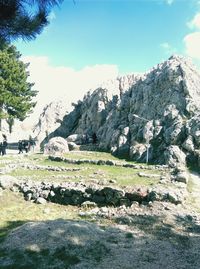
(13, 0, 200, 122)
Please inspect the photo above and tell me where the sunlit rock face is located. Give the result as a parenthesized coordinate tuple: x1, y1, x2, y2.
(33, 100, 68, 148)
(41, 55, 200, 167)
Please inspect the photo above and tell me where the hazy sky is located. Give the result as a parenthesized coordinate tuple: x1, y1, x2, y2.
(14, 0, 200, 122)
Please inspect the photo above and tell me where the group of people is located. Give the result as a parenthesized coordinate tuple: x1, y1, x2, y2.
(0, 134, 8, 156)
(18, 138, 36, 154)
(0, 134, 36, 156)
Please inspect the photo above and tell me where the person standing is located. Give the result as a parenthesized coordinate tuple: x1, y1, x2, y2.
(0, 142, 3, 156)
(2, 134, 7, 155)
(92, 132, 97, 144)
(18, 140, 23, 154)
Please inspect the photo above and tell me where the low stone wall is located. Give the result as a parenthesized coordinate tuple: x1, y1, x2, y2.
(0, 176, 186, 207)
(48, 156, 169, 171)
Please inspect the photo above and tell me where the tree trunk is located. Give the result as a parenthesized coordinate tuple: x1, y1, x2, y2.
(7, 117, 14, 133)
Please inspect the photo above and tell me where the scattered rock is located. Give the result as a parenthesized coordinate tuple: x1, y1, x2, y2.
(36, 197, 47, 205)
(68, 141, 79, 151)
(137, 172, 160, 178)
(81, 201, 97, 208)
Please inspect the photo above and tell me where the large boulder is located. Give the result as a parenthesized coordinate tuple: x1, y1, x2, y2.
(0, 175, 19, 190)
(44, 137, 69, 155)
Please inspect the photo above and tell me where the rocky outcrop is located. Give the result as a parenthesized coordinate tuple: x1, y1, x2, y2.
(44, 55, 200, 167)
(33, 101, 68, 148)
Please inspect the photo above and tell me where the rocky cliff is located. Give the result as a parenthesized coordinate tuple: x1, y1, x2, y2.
(33, 100, 68, 148)
(41, 55, 200, 167)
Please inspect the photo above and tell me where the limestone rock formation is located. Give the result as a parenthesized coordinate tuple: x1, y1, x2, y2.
(33, 100, 68, 148)
(44, 55, 200, 167)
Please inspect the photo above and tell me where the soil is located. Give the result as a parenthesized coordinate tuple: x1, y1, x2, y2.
(1, 172, 200, 269)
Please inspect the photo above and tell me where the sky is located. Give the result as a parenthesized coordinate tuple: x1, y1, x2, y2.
(14, 0, 200, 124)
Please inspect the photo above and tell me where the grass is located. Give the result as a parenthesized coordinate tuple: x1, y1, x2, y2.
(185, 174, 200, 212)
(0, 151, 163, 248)
(8, 160, 161, 186)
(63, 151, 125, 161)
(1, 150, 200, 268)
(0, 190, 80, 243)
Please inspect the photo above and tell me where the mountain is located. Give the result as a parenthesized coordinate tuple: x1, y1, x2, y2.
(37, 55, 200, 167)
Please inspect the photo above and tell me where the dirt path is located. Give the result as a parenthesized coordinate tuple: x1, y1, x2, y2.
(187, 172, 200, 213)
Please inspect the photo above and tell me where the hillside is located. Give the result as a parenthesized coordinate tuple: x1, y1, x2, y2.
(37, 55, 200, 167)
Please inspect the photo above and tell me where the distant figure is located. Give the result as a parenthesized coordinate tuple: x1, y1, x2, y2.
(85, 133, 89, 144)
(0, 142, 3, 156)
(92, 132, 97, 144)
(23, 140, 29, 153)
(2, 134, 7, 155)
(29, 136, 36, 152)
(2, 140, 7, 155)
(18, 140, 23, 154)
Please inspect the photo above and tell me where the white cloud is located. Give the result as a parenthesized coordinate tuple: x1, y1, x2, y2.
(21, 56, 119, 123)
(184, 12, 200, 60)
(187, 13, 200, 29)
(160, 42, 171, 50)
(165, 0, 174, 5)
(160, 42, 176, 55)
(48, 11, 56, 21)
(184, 32, 200, 59)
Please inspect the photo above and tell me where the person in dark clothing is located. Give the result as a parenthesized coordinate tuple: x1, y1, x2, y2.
(1, 134, 8, 155)
(23, 140, 29, 153)
(92, 132, 97, 144)
(18, 140, 23, 154)
(85, 133, 89, 144)
(0, 142, 3, 156)
(2, 140, 7, 155)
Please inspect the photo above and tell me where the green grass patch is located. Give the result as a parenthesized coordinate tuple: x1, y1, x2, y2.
(63, 150, 123, 161)
(0, 190, 80, 241)
(8, 154, 161, 187)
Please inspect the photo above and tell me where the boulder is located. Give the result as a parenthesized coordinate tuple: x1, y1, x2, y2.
(0, 175, 19, 190)
(44, 137, 69, 155)
(164, 146, 186, 167)
(68, 141, 79, 151)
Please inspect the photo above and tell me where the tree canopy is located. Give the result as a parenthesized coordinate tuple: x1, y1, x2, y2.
(0, 0, 63, 44)
(0, 44, 37, 131)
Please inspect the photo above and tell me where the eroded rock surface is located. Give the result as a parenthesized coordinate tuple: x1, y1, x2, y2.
(42, 56, 200, 167)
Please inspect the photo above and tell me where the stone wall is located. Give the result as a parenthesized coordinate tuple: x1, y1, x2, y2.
(1, 178, 186, 207)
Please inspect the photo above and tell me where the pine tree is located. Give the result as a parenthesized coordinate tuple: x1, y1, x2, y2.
(0, 0, 63, 44)
(0, 44, 37, 131)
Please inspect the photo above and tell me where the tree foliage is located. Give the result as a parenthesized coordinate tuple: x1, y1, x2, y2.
(0, 0, 63, 44)
(0, 44, 37, 130)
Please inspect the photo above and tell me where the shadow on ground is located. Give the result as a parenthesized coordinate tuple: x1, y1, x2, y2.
(1, 214, 200, 269)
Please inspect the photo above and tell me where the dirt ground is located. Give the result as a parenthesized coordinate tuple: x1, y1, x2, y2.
(1, 173, 200, 269)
